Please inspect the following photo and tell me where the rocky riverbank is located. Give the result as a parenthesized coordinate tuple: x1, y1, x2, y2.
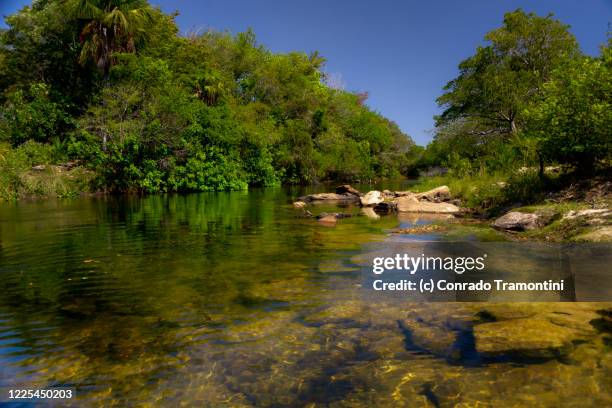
(293, 184, 612, 242)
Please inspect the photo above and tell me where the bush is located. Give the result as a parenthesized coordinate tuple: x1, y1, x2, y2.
(0, 84, 73, 145)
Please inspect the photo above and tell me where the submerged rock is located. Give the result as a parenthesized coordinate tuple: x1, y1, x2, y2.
(316, 212, 353, 225)
(360, 191, 384, 207)
(473, 318, 585, 358)
(492, 211, 541, 231)
(399, 319, 458, 358)
(293, 201, 307, 209)
(317, 214, 337, 225)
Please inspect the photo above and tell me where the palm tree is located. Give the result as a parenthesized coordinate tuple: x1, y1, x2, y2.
(194, 70, 226, 106)
(67, 0, 152, 77)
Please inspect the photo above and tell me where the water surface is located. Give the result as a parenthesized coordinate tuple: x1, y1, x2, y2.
(0, 188, 610, 406)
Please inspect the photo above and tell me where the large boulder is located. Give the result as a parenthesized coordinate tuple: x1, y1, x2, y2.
(415, 185, 451, 202)
(396, 196, 461, 214)
(335, 184, 362, 197)
(360, 190, 384, 207)
(492, 211, 541, 231)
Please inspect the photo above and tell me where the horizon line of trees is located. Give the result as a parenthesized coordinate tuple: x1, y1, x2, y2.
(1, 3, 609, 199)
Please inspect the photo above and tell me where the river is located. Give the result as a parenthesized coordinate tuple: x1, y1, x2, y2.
(0, 187, 610, 406)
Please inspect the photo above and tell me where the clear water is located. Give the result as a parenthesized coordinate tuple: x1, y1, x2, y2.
(0, 188, 610, 407)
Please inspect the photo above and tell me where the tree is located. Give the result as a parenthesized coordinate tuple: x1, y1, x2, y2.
(436, 9, 580, 136)
(0, 0, 96, 107)
(67, 0, 153, 77)
(0, 83, 73, 145)
(524, 40, 612, 172)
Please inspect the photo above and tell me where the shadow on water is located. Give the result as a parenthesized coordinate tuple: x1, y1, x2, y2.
(398, 318, 563, 368)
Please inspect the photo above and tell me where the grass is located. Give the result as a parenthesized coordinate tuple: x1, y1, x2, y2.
(410, 169, 553, 213)
(0, 141, 95, 201)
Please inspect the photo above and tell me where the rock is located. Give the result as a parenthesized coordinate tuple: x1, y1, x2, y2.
(361, 207, 380, 219)
(397, 197, 461, 214)
(382, 189, 395, 199)
(476, 305, 539, 321)
(473, 318, 587, 358)
(374, 201, 397, 214)
(395, 195, 418, 210)
(399, 319, 458, 358)
(573, 226, 612, 242)
(293, 201, 307, 209)
(360, 190, 384, 207)
(394, 191, 414, 197)
(563, 209, 612, 220)
(492, 211, 541, 231)
(317, 214, 337, 225)
(32, 165, 46, 171)
(415, 185, 451, 202)
(295, 210, 313, 218)
(316, 212, 353, 224)
(534, 208, 560, 225)
(58, 161, 80, 170)
(298, 193, 360, 203)
(398, 213, 455, 223)
(335, 184, 362, 197)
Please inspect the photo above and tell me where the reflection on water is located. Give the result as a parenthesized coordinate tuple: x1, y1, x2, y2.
(0, 188, 610, 407)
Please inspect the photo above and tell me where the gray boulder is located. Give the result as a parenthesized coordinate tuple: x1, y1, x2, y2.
(492, 211, 541, 231)
(415, 185, 452, 202)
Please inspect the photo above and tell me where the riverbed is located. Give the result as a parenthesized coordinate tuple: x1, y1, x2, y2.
(0, 187, 610, 406)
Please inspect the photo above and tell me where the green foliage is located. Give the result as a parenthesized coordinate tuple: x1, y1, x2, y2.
(437, 9, 579, 136)
(421, 9, 608, 184)
(0, 83, 73, 145)
(524, 42, 612, 171)
(0, 1, 414, 198)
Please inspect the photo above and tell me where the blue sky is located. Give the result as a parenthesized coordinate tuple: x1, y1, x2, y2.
(2, 1, 611, 145)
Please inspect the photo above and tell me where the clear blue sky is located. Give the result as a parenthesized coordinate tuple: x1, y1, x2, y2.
(2, 1, 611, 145)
